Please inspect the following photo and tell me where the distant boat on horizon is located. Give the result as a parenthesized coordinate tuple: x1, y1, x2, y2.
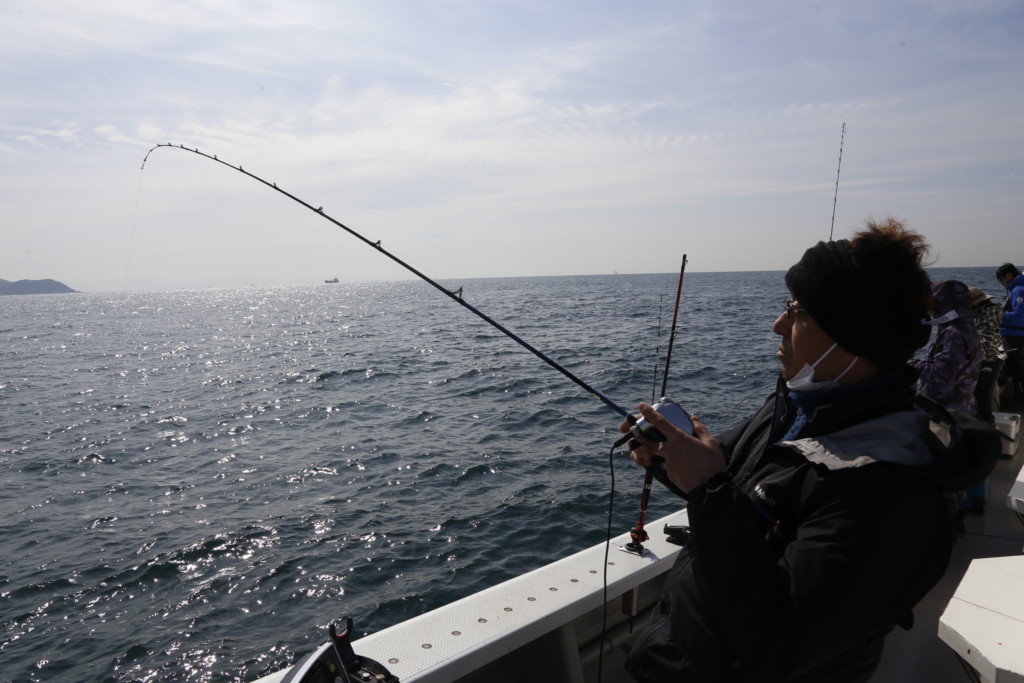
(324, 278, 339, 284)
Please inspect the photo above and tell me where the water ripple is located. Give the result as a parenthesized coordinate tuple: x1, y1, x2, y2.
(2, 270, 989, 681)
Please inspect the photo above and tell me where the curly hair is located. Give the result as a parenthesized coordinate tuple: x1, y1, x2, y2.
(785, 218, 934, 372)
(851, 218, 934, 319)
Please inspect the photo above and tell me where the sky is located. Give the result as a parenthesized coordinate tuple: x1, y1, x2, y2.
(2, 0, 1022, 292)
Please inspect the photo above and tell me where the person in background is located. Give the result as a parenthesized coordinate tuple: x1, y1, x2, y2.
(910, 280, 981, 528)
(996, 262, 1024, 400)
(622, 219, 999, 683)
(911, 280, 981, 415)
(969, 286, 1005, 422)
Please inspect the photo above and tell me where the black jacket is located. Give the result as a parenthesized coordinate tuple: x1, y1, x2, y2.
(626, 373, 999, 683)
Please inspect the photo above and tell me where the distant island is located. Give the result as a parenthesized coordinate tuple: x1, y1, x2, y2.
(0, 278, 78, 295)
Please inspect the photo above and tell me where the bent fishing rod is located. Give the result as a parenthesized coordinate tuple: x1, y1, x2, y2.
(141, 143, 634, 421)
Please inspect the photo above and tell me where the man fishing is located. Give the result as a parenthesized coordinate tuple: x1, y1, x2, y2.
(621, 219, 999, 683)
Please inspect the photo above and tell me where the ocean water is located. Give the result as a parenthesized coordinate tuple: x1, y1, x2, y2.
(0, 266, 997, 682)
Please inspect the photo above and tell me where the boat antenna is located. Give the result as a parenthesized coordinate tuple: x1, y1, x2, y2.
(141, 143, 635, 422)
(829, 122, 846, 242)
(622, 254, 687, 556)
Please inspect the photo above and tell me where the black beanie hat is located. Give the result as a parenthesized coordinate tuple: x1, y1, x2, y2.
(784, 239, 931, 372)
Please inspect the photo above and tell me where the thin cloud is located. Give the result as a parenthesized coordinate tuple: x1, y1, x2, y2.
(1, 0, 1022, 289)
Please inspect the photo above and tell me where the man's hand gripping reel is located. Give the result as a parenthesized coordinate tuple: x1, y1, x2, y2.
(617, 398, 694, 555)
(616, 397, 694, 450)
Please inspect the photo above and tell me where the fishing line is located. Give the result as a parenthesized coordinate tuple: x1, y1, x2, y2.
(598, 440, 616, 683)
(829, 122, 846, 242)
(651, 296, 664, 403)
(598, 255, 687, 683)
(123, 169, 146, 291)
(141, 143, 633, 421)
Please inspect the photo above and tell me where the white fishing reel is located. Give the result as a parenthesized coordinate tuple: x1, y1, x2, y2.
(627, 397, 694, 446)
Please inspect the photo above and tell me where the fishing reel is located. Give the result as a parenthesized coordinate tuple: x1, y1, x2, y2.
(280, 618, 399, 683)
(617, 397, 694, 449)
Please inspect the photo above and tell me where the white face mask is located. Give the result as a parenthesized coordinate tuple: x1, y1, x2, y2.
(785, 342, 859, 392)
(922, 310, 958, 326)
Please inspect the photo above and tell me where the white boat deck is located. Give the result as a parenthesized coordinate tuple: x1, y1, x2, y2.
(1005, 410, 1024, 525)
(938, 555, 1024, 682)
(1010, 468, 1024, 526)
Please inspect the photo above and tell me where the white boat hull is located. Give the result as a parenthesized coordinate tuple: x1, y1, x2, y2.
(256, 509, 689, 683)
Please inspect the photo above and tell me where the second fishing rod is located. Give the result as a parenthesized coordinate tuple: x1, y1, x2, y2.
(619, 254, 693, 556)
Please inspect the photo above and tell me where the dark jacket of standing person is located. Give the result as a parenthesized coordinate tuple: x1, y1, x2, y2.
(911, 280, 981, 415)
(997, 263, 1024, 396)
(623, 221, 1000, 683)
(1000, 269, 1024, 337)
